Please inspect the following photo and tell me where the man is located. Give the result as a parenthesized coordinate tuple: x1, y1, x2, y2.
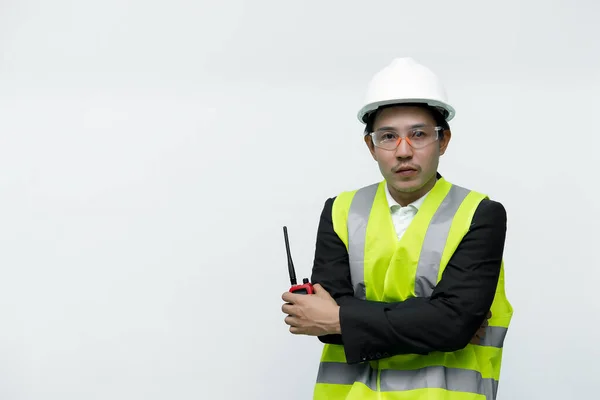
(281, 57, 513, 399)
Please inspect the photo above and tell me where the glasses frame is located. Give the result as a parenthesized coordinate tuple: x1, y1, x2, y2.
(368, 125, 444, 150)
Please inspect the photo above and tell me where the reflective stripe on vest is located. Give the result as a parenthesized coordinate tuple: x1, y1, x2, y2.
(317, 362, 498, 398)
(314, 178, 513, 400)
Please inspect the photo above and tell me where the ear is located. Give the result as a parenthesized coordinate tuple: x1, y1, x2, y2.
(439, 130, 451, 155)
(364, 134, 377, 160)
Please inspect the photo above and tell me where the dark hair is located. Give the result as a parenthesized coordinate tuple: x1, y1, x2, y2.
(363, 103, 450, 139)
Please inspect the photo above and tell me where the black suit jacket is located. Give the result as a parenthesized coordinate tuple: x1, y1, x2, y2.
(310, 178, 507, 365)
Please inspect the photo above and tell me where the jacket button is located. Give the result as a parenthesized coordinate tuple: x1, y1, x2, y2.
(376, 353, 381, 358)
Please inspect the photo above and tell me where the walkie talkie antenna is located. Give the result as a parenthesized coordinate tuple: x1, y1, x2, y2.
(283, 226, 297, 286)
(282, 225, 314, 295)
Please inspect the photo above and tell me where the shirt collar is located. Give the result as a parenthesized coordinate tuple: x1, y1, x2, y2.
(384, 181, 432, 211)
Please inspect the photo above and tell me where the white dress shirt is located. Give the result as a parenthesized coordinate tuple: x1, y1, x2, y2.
(385, 183, 431, 240)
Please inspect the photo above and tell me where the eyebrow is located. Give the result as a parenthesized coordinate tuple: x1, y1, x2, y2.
(375, 123, 427, 131)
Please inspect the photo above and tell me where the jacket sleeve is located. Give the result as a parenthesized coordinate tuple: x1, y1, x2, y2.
(310, 197, 508, 365)
(309, 197, 356, 346)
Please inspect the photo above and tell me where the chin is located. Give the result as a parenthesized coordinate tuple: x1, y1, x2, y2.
(392, 180, 423, 193)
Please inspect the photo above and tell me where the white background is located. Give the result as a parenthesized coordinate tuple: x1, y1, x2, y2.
(0, 0, 598, 399)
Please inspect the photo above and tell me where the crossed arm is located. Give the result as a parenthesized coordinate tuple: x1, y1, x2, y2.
(285, 196, 507, 365)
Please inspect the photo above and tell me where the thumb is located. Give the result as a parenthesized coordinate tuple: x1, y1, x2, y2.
(313, 283, 329, 297)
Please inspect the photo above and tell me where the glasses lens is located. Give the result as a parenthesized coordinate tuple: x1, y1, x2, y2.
(373, 131, 400, 150)
(408, 128, 437, 148)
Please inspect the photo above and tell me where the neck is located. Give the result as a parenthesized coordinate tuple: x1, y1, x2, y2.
(388, 174, 438, 207)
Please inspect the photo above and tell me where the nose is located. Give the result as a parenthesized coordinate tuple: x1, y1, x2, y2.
(394, 137, 413, 159)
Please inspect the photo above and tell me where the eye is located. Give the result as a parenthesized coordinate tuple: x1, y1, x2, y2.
(377, 131, 397, 141)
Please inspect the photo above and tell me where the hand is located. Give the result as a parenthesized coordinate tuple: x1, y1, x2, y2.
(470, 310, 492, 345)
(281, 284, 341, 336)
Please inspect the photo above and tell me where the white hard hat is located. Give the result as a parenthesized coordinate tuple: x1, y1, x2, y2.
(357, 57, 455, 124)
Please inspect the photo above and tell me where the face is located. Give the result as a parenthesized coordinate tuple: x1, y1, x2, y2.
(364, 105, 451, 204)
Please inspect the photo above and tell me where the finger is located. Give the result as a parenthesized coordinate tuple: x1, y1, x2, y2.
(313, 283, 328, 294)
(284, 315, 300, 327)
(289, 326, 303, 335)
(487, 310, 492, 319)
(312, 284, 326, 298)
(314, 284, 325, 297)
(282, 292, 298, 304)
(281, 303, 295, 315)
(471, 328, 486, 344)
(314, 283, 332, 298)
(311, 284, 321, 295)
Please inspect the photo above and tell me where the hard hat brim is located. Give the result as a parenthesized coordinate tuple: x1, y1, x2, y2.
(357, 98, 456, 124)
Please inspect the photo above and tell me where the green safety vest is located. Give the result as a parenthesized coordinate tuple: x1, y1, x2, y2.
(313, 177, 513, 400)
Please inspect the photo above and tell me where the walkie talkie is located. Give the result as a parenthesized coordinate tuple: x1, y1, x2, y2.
(283, 226, 314, 295)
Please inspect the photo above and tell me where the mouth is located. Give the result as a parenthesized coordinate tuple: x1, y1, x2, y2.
(394, 166, 418, 176)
